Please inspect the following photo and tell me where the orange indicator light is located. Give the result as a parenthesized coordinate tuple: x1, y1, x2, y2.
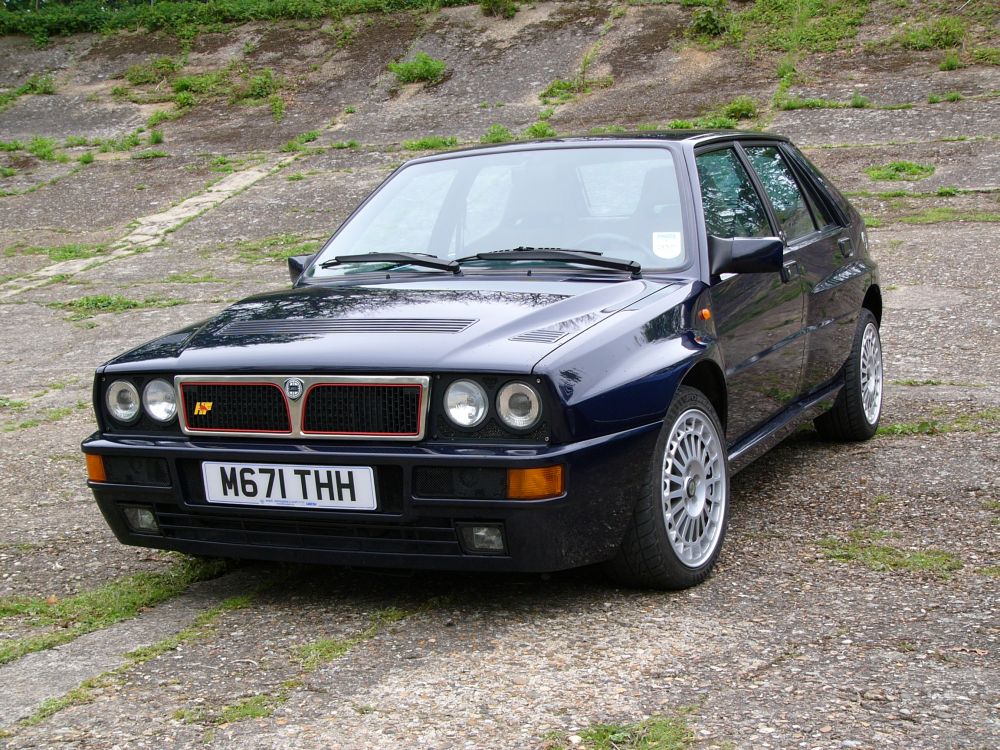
(507, 465, 565, 500)
(698, 308, 712, 321)
(86, 453, 106, 482)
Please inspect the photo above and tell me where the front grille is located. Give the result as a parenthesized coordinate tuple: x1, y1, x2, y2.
(181, 382, 290, 433)
(303, 384, 422, 436)
(153, 505, 461, 556)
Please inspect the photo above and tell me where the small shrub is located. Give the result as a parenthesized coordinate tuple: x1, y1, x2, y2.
(721, 95, 758, 120)
(280, 131, 321, 152)
(480, 0, 517, 19)
(240, 68, 279, 101)
(174, 91, 196, 108)
(690, 6, 729, 37)
(125, 57, 179, 86)
(402, 135, 458, 150)
(27, 136, 57, 161)
(927, 93, 941, 104)
(668, 119, 696, 129)
(389, 52, 447, 85)
(944, 91, 963, 102)
(148, 130, 164, 145)
(480, 123, 514, 144)
(521, 121, 556, 139)
(79, 152, 94, 165)
(939, 51, 962, 71)
(539, 79, 576, 105)
(898, 17, 965, 51)
(850, 92, 870, 108)
(24, 74, 55, 95)
(865, 161, 935, 181)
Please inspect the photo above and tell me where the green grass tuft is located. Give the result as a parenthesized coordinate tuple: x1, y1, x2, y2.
(897, 17, 965, 51)
(720, 95, 758, 120)
(27, 135, 58, 161)
(480, 0, 518, 19)
(820, 529, 963, 577)
(52, 294, 184, 320)
(125, 57, 180, 86)
(132, 149, 168, 159)
(402, 135, 458, 151)
(522, 121, 557, 139)
(389, 51, 447, 84)
(480, 123, 514, 144)
(280, 130, 321, 152)
(865, 161, 934, 181)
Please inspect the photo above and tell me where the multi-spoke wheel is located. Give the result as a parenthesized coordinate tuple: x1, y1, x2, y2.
(608, 386, 730, 589)
(815, 308, 883, 441)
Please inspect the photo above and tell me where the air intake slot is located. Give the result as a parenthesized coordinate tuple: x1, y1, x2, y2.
(220, 318, 476, 336)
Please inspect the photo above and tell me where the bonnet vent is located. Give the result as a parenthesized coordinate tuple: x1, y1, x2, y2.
(220, 318, 477, 336)
(509, 329, 567, 344)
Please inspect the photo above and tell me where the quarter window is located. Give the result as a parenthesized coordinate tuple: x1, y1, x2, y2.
(695, 149, 771, 238)
(743, 146, 817, 241)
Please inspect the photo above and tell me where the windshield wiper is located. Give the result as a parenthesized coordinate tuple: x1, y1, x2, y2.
(319, 252, 461, 275)
(464, 247, 641, 277)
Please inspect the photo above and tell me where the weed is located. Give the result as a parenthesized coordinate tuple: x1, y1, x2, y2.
(79, 152, 94, 165)
(972, 47, 999, 65)
(280, 130, 320, 152)
(850, 92, 870, 108)
(269, 94, 285, 122)
(820, 529, 962, 577)
(63, 135, 88, 148)
(0, 557, 228, 665)
(480, 124, 514, 144)
(944, 91, 963, 102)
(540, 78, 576, 105)
(148, 130, 165, 145)
(721, 95, 758, 120)
(695, 115, 737, 128)
(891, 378, 944, 386)
(174, 90, 196, 108)
(219, 694, 284, 723)
(522, 121, 557, 139)
(99, 130, 142, 152)
(125, 57, 180, 86)
(865, 161, 934, 181)
(0, 73, 55, 111)
(481, 0, 518, 19)
(0, 140, 23, 151)
(287, 172, 305, 181)
(345, 105, 356, 114)
(172, 70, 226, 95)
(732, 0, 871, 54)
(132, 150, 169, 159)
(775, 55, 796, 79)
(51, 294, 184, 320)
(898, 17, 965, 51)
(237, 68, 280, 101)
(927, 93, 942, 104)
(668, 119, 696, 129)
(8, 243, 106, 262)
(402, 135, 458, 150)
(27, 135, 57, 161)
(979, 566, 1000, 578)
(233, 234, 322, 264)
(331, 140, 359, 149)
(877, 419, 942, 435)
(389, 51, 447, 85)
(146, 109, 179, 128)
(591, 124, 628, 134)
(900, 207, 1000, 224)
(551, 714, 694, 750)
(538, 106, 555, 121)
(297, 607, 408, 671)
(939, 51, 962, 71)
(690, 5, 730, 38)
(935, 186, 958, 197)
(0, 167, 14, 178)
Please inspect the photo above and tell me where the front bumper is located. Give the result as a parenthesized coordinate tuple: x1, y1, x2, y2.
(83, 424, 659, 573)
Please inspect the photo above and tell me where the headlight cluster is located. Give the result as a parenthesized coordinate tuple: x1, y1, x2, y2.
(443, 379, 543, 431)
(105, 378, 177, 424)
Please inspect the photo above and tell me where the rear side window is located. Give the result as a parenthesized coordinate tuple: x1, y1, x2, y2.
(743, 146, 817, 241)
(695, 148, 771, 238)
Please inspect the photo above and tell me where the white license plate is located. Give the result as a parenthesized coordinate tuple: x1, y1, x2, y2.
(202, 461, 377, 510)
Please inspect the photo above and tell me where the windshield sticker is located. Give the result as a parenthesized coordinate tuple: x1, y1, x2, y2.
(651, 231, 683, 260)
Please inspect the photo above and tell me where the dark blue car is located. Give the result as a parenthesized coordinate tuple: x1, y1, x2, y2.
(83, 131, 883, 589)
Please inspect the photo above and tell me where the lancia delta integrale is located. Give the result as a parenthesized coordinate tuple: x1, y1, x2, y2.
(83, 132, 883, 589)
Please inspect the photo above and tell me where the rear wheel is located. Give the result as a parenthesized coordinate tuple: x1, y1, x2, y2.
(815, 309, 883, 441)
(608, 386, 730, 590)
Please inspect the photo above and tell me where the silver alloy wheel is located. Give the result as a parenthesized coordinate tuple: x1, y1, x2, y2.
(661, 408, 727, 568)
(860, 322, 883, 425)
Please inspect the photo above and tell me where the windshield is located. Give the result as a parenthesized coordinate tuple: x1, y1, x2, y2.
(306, 146, 689, 279)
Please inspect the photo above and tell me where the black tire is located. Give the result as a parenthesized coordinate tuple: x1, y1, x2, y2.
(814, 309, 883, 442)
(607, 386, 730, 590)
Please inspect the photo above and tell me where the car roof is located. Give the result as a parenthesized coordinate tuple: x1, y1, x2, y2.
(405, 130, 791, 165)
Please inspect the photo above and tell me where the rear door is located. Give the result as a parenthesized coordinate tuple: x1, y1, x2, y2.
(695, 145, 806, 443)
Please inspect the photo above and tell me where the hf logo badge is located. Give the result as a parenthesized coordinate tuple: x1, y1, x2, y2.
(193, 401, 213, 415)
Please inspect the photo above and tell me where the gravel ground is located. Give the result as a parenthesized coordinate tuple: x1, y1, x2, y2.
(0, 2, 997, 748)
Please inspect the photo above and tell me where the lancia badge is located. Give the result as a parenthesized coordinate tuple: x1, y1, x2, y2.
(284, 378, 305, 400)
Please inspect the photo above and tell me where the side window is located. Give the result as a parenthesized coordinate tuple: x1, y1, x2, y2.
(695, 149, 771, 238)
(743, 146, 817, 241)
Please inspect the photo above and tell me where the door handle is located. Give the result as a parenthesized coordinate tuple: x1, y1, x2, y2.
(781, 259, 800, 283)
(838, 236, 854, 258)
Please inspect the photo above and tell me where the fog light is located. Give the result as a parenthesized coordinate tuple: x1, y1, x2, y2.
(121, 504, 160, 534)
(457, 524, 506, 555)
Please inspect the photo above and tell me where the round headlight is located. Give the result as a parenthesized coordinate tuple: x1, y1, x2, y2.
(142, 378, 177, 423)
(444, 380, 488, 428)
(496, 381, 541, 430)
(106, 380, 140, 423)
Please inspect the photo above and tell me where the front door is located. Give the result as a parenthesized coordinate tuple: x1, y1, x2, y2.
(696, 146, 806, 444)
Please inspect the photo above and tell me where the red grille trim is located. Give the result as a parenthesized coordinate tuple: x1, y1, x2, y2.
(300, 383, 424, 437)
(179, 381, 292, 434)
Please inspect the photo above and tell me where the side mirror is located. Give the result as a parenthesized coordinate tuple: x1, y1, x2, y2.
(287, 254, 316, 285)
(708, 236, 784, 276)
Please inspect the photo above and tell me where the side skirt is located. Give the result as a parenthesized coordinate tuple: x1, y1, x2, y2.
(727, 379, 843, 474)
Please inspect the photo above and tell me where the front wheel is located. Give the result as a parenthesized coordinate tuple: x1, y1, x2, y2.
(608, 386, 730, 590)
(814, 308, 883, 441)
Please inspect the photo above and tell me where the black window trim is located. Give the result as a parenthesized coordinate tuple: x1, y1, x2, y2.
(778, 143, 851, 228)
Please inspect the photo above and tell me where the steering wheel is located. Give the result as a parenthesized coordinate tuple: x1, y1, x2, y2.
(575, 233, 648, 260)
